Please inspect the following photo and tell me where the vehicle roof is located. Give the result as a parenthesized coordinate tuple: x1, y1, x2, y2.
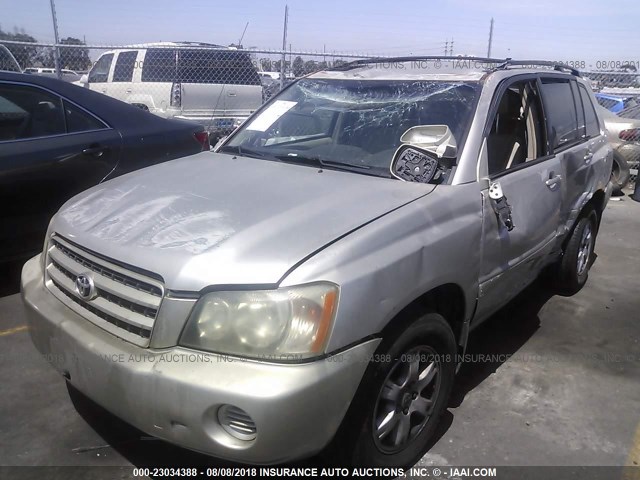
(0, 71, 198, 131)
(311, 57, 582, 83)
(101, 41, 231, 52)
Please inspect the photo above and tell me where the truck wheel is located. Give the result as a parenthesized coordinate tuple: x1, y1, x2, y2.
(555, 210, 598, 295)
(331, 313, 456, 467)
(611, 150, 630, 194)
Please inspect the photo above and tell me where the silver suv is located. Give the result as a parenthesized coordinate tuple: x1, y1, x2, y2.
(21, 57, 613, 467)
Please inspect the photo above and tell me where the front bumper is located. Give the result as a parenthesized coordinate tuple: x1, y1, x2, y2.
(21, 255, 379, 464)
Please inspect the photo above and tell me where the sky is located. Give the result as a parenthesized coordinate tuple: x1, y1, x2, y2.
(1, 0, 639, 67)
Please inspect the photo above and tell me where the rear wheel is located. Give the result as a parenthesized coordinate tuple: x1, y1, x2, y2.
(555, 209, 598, 295)
(330, 312, 456, 467)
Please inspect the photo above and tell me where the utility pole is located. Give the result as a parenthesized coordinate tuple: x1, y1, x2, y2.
(238, 22, 249, 48)
(444, 40, 449, 56)
(49, 0, 61, 78)
(450, 38, 454, 56)
(487, 18, 494, 58)
(280, 5, 288, 89)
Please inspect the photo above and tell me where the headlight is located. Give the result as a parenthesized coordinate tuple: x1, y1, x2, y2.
(179, 283, 338, 360)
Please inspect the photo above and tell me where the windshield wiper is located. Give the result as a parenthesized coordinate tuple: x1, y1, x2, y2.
(274, 154, 372, 172)
(218, 145, 280, 162)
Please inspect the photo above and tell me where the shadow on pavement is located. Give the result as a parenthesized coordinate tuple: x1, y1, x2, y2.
(0, 261, 24, 297)
(449, 278, 553, 408)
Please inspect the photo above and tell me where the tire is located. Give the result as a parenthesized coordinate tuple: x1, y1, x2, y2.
(611, 150, 630, 194)
(555, 210, 598, 295)
(328, 312, 457, 467)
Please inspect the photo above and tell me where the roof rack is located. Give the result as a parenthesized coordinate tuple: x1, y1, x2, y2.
(328, 55, 581, 76)
(495, 59, 580, 76)
(329, 55, 507, 71)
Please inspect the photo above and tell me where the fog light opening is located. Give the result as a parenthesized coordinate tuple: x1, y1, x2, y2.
(217, 405, 257, 441)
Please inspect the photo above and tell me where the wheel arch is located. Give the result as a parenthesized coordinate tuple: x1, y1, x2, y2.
(380, 283, 467, 351)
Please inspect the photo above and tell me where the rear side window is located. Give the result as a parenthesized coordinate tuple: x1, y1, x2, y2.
(578, 85, 600, 138)
(0, 83, 65, 140)
(113, 51, 138, 82)
(88, 53, 113, 83)
(178, 50, 261, 85)
(141, 48, 261, 85)
(63, 100, 106, 133)
(540, 79, 579, 150)
(141, 49, 177, 82)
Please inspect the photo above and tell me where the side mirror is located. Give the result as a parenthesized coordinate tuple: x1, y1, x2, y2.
(391, 125, 457, 183)
(79, 74, 89, 86)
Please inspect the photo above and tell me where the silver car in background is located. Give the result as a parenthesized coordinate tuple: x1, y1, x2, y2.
(22, 58, 612, 467)
(599, 105, 640, 192)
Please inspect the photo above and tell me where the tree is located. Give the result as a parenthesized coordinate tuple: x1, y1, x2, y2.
(0, 26, 39, 69)
(292, 56, 304, 77)
(58, 37, 91, 71)
(259, 58, 273, 71)
(303, 60, 318, 75)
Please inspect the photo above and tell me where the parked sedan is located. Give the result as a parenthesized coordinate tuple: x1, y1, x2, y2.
(599, 105, 640, 192)
(0, 71, 209, 264)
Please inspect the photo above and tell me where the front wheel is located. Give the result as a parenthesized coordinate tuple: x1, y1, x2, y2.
(329, 313, 457, 467)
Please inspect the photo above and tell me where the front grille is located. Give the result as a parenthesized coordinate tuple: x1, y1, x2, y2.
(45, 235, 164, 347)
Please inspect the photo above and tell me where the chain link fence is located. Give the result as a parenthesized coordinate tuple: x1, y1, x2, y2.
(1, 39, 638, 185)
(1, 40, 376, 137)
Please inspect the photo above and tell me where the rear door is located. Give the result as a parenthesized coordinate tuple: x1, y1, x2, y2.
(0, 81, 121, 260)
(542, 78, 607, 231)
(108, 50, 139, 102)
(477, 76, 564, 321)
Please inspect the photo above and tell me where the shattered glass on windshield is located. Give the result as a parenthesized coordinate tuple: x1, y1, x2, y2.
(223, 78, 480, 178)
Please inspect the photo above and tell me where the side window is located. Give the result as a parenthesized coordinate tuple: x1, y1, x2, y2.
(540, 79, 579, 150)
(0, 83, 65, 140)
(578, 85, 600, 138)
(88, 53, 114, 83)
(486, 80, 546, 176)
(177, 50, 261, 85)
(63, 100, 106, 133)
(141, 49, 177, 82)
(570, 81, 585, 138)
(113, 51, 138, 83)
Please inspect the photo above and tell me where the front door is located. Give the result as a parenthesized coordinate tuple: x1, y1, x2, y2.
(476, 77, 563, 322)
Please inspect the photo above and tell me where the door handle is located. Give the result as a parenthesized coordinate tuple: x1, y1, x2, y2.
(584, 152, 594, 164)
(125, 88, 132, 94)
(82, 145, 107, 157)
(545, 174, 562, 189)
(227, 92, 237, 97)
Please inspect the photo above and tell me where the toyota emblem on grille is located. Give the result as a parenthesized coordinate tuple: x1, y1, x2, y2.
(75, 273, 96, 300)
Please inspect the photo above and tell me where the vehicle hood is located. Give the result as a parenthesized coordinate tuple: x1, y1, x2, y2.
(53, 152, 434, 291)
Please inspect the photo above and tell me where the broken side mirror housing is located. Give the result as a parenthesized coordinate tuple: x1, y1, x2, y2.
(390, 125, 457, 183)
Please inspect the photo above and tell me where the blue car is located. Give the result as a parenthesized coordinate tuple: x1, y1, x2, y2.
(595, 93, 635, 113)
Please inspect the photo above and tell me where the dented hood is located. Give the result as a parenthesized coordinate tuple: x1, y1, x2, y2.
(53, 152, 434, 291)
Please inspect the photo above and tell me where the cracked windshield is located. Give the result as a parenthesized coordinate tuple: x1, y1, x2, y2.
(221, 79, 480, 176)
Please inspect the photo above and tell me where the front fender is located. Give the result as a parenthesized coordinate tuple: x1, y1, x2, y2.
(281, 182, 484, 353)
